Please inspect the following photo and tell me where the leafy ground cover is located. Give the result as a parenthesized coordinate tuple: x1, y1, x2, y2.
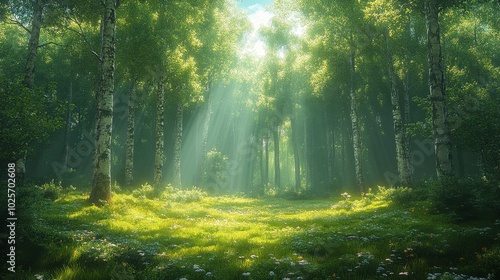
(4, 185, 500, 280)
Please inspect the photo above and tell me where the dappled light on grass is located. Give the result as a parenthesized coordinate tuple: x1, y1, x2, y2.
(20, 189, 500, 280)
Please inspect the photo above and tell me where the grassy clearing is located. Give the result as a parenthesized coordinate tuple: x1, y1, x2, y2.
(5, 186, 500, 280)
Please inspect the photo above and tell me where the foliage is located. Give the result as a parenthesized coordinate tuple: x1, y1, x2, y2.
(162, 185, 208, 203)
(9, 191, 500, 280)
(453, 100, 500, 183)
(131, 183, 156, 199)
(0, 75, 65, 161)
(429, 178, 500, 221)
(36, 180, 65, 201)
(375, 186, 418, 206)
(202, 149, 229, 192)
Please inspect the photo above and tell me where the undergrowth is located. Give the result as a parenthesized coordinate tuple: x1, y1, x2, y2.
(2, 181, 499, 280)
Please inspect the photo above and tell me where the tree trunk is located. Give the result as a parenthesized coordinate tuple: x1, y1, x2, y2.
(349, 32, 364, 192)
(125, 77, 137, 187)
(62, 81, 73, 168)
(154, 76, 165, 188)
(424, 0, 454, 179)
(89, 0, 116, 206)
(199, 88, 213, 186)
(173, 103, 183, 188)
(273, 125, 280, 188)
(304, 118, 310, 188)
(264, 132, 269, 186)
(291, 117, 301, 191)
(260, 135, 264, 187)
(385, 28, 411, 186)
(403, 16, 414, 184)
(16, 0, 44, 181)
(24, 0, 43, 88)
(324, 105, 334, 187)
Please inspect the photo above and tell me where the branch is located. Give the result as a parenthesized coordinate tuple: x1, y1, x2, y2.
(37, 42, 66, 48)
(67, 16, 102, 62)
(8, 18, 31, 34)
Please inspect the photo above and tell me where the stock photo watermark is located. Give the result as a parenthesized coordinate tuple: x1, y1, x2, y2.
(6, 163, 17, 273)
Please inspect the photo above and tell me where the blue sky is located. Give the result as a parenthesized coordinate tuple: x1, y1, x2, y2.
(237, 0, 274, 9)
(237, 0, 274, 58)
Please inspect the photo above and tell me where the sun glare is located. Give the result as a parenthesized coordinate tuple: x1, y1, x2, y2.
(239, 4, 273, 58)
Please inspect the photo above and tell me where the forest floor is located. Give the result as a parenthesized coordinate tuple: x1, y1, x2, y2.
(5, 186, 500, 280)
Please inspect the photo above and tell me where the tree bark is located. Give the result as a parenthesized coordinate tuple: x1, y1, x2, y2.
(199, 87, 213, 186)
(16, 0, 44, 181)
(291, 117, 301, 191)
(62, 81, 73, 168)
(173, 103, 183, 188)
(89, 0, 116, 206)
(424, 0, 454, 179)
(125, 77, 137, 187)
(264, 132, 269, 186)
(349, 32, 364, 192)
(154, 76, 165, 188)
(403, 16, 414, 184)
(384, 28, 411, 186)
(24, 0, 44, 88)
(324, 105, 334, 188)
(273, 125, 281, 188)
(304, 118, 310, 188)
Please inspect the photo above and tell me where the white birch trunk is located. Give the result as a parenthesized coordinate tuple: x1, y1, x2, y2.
(89, 0, 116, 205)
(425, 0, 454, 179)
(173, 103, 183, 188)
(154, 76, 165, 188)
(385, 28, 411, 186)
(125, 78, 136, 187)
(349, 32, 364, 192)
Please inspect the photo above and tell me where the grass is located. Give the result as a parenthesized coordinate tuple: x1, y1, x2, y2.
(4, 186, 500, 280)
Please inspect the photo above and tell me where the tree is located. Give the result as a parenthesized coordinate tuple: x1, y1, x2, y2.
(364, 0, 413, 185)
(424, 0, 454, 179)
(89, 0, 119, 205)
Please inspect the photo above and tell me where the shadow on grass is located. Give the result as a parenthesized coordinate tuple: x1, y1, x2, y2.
(11, 191, 500, 280)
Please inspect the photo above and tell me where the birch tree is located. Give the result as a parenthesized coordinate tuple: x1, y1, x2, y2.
(424, 0, 454, 179)
(89, 0, 119, 205)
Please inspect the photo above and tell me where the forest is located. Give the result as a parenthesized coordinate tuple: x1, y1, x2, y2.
(0, 0, 499, 279)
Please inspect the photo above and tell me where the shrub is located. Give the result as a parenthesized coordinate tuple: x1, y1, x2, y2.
(375, 186, 414, 206)
(132, 183, 156, 199)
(37, 180, 64, 201)
(429, 177, 500, 220)
(162, 186, 207, 203)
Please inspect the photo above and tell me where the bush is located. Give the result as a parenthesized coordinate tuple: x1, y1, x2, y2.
(375, 186, 415, 206)
(37, 180, 64, 201)
(429, 177, 500, 220)
(162, 185, 207, 203)
(132, 183, 156, 199)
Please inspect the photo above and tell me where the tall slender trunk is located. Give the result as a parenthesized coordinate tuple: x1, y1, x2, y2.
(173, 103, 183, 188)
(154, 76, 165, 188)
(264, 133, 269, 186)
(89, 0, 116, 205)
(63, 81, 73, 167)
(273, 126, 280, 188)
(17, 0, 44, 180)
(199, 88, 212, 185)
(403, 16, 414, 183)
(291, 117, 301, 191)
(424, 0, 454, 179)
(324, 105, 334, 187)
(349, 32, 364, 192)
(304, 118, 309, 188)
(385, 28, 411, 186)
(125, 77, 137, 187)
(260, 135, 264, 187)
(24, 0, 43, 88)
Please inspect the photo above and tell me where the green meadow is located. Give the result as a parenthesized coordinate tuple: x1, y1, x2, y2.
(5, 183, 500, 280)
